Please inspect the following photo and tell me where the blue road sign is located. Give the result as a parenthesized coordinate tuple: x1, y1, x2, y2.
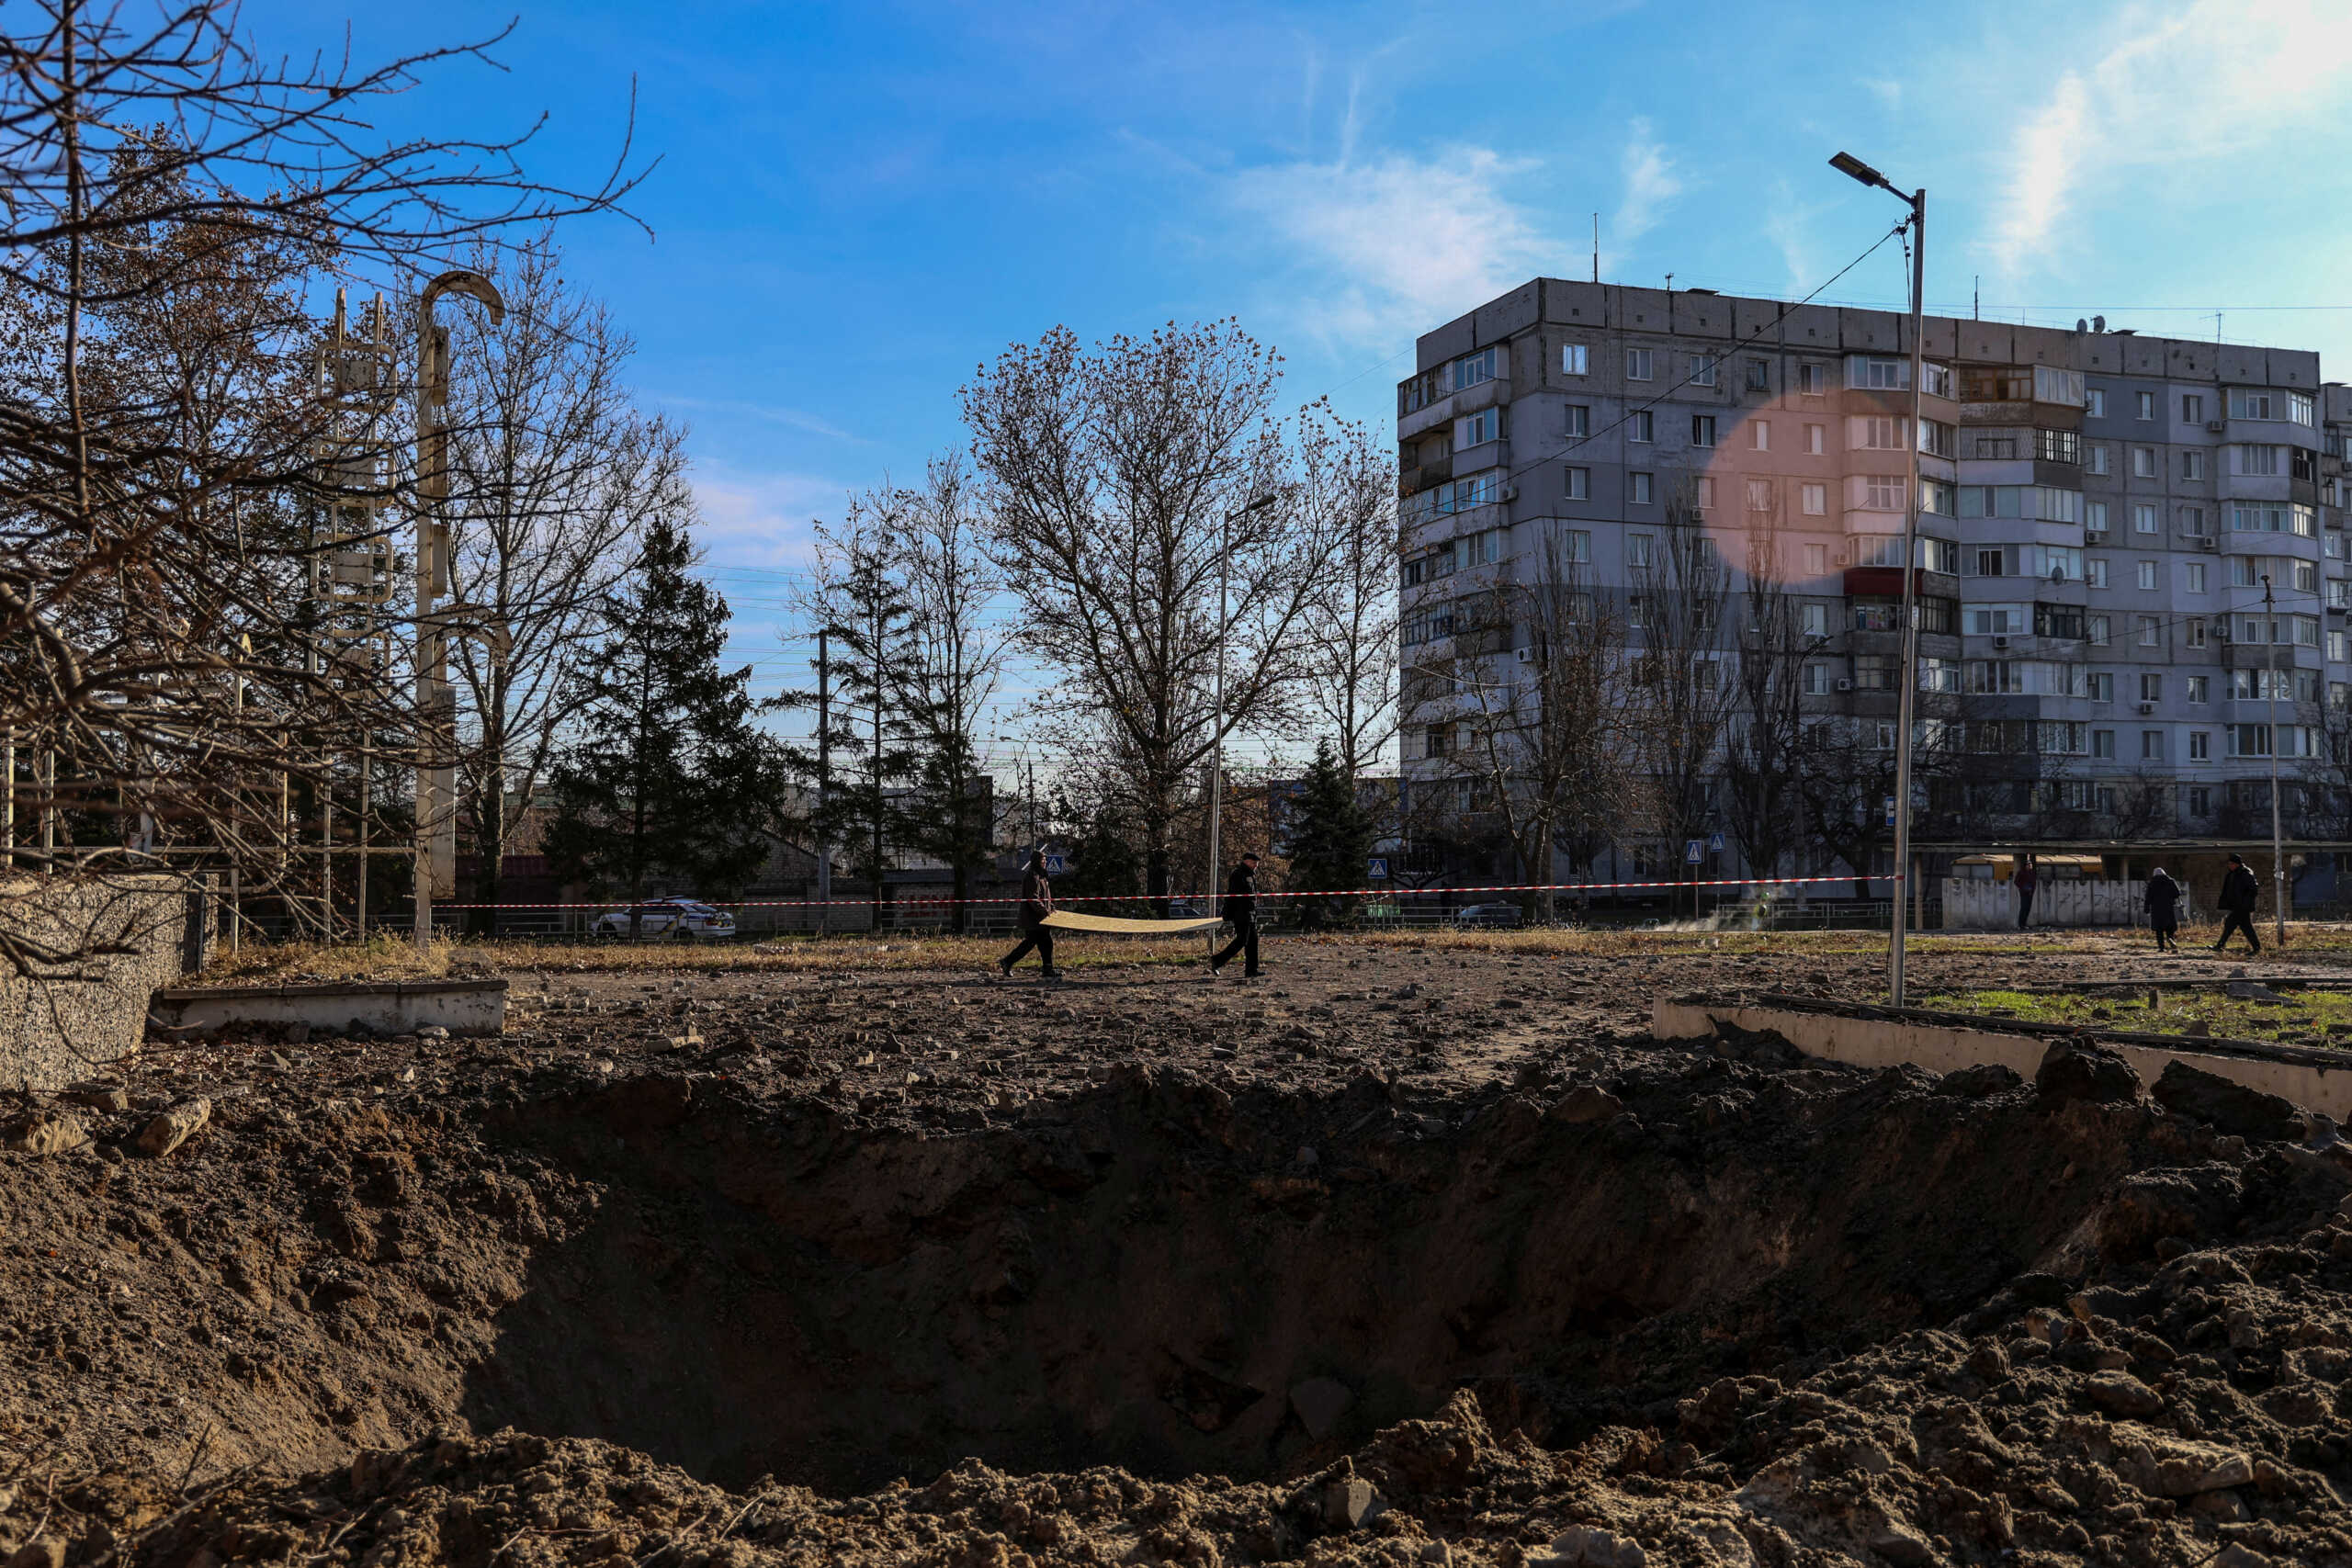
(1367, 857, 1389, 880)
(1045, 853, 1067, 876)
(1707, 831, 1725, 853)
(1685, 839, 1704, 864)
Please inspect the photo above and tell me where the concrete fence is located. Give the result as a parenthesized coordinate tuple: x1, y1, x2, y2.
(3, 874, 210, 1091)
(1941, 877, 2189, 931)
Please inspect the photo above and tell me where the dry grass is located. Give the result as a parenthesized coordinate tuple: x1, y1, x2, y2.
(1915, 984, 2352, 1048)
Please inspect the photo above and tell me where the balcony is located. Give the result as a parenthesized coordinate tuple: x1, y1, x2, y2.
(1841, 566, 1960, 601)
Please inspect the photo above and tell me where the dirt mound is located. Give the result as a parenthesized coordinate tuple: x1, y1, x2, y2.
(4, 947, 2352, 1565)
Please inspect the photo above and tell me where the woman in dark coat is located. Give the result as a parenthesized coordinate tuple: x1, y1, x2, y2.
(2144, 866, 2181, 953)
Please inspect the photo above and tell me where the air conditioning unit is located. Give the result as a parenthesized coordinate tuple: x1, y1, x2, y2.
(1992, 635, 2011, 649)
(2137, 702, 2157, 715)
(1500, 484, 1519, 502)
(1834, 548, 1853, 567)
(1514, 646, 1535, 663)
(2195, 536, 2218, 551)
(2213, 617, 2233, 641)
(2206, 420, 2226, 434)
(1834, 677, 1855, 693)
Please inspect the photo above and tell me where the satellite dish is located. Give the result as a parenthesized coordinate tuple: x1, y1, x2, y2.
(2051, 564, 2067, 583)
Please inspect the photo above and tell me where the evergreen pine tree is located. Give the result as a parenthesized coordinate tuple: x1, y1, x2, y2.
(544, 514, 781, 934)
(1286, 738, 1374, 928)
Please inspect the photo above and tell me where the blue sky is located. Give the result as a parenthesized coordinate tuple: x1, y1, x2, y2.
(248, 0, 2352, 757)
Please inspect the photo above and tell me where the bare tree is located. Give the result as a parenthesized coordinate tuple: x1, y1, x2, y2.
(1434, 526, 1638, 920)
(0, 0, 639, 1033)
(443, 235, 684, 929)
(1632, 485, 1735, 910)
(961, 321, 1341, 903)
(1722, 499, 1825, 885)
(1295, 406, 1399, 794)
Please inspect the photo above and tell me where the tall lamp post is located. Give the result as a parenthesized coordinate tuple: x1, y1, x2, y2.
(1206, 492, 1276, 921)
(1830, 150, 1926, 1007)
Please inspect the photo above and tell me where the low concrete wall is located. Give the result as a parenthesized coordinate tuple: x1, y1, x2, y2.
(151, 978, 506, 1038)
(3, 874, 207, 1092)
(1654, 997, 2352, 1122)
(1941, 877, 2190, 931)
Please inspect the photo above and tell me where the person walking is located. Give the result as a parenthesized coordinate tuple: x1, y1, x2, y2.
(2014, 855, 2038, 931)
(1209, 851, 1262, 978)
(2213, 852, 2262, 954)
(999, 848, 1060, 980)
(2144, 865, 2181, 953)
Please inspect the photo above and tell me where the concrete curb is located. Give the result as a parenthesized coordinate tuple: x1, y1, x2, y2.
(152, 978, 506, 1038)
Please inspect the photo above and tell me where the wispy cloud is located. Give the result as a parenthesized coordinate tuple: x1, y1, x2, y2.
(1610, 118, 1684, 260)
(1760, 177, 1818, 293)
(1987, 0, 2352, 276)
(1860, 76, 1902, 111)
(689, 462, 849, 574)
(656, 394, 865, 444)
(1227, 145, 1560, 347)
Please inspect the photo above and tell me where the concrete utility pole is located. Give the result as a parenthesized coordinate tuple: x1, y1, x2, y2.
(1207, 494, 1274, 919)
(411, 270, 504, 953)
(2264, 575, 2288, 944)
(1829, 150, 1926, 1007)
(816, 629, 831, 934)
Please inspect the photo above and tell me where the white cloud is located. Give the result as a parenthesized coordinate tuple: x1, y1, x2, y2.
(654, 394, 864, 444)
(1860, 76, 1902, 111)
(1611, 118, 1684, 258)
(1987, 0, 2352, 275)
(1760, 178, 1817, 293)
(1227, 145, 1561, 346)
(688, 462, 846, 574)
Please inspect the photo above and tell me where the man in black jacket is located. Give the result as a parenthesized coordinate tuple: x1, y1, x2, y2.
(2213, 852, 2261, 954)
(999, 850, 1059, 979)
(1210, 852, 1262, 978)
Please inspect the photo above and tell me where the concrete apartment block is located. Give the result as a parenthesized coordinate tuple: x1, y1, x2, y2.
(1396, 278, 2350, 893)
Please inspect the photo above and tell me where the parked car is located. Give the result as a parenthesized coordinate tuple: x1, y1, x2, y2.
(593, 899, 736, 941)
(1453, 903, 1523, 928)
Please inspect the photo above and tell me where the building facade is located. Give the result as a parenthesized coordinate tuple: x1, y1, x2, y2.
(1396, 278, 2352, 891)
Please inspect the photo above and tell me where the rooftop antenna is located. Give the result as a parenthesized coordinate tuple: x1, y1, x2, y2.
(1592, 213, 1600, 283)
(2211, 310, 2223, 346)
(1973, 275, 1980, 320)
(1665, 272, 1674, 292)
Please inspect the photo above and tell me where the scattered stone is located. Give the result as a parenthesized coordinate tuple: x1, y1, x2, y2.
(1544, 1525, 1648, 1568)
(2151, 1060, 2309, 1144)
(6, 1540, 65, 1568)
(1324, 1476, 1378, 1529)
(135, 1099, 211, 1157)
(4, 1113, 89, 1156)
(1289, 1377, 1351, 1438)
(2034, 1039, 2141, 1103)
(1938, 1063, 2022, 1099)
(2084, 1371, 2165, 1416)
(416, 1025, 451, 1041)
(1548, 1086, 1623, 1123)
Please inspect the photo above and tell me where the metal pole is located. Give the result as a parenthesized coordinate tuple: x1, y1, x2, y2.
(322, 753, 335, 943)
(1889, 186, 1926, 1006)
(2265, 575, 2287, 944)
(816, 628, 831, 935)
(1210, 504, 1228, 922)
(357, 745, 369, 940)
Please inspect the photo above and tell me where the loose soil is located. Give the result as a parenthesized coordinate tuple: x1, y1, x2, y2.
(6, 935, 2352, 1566)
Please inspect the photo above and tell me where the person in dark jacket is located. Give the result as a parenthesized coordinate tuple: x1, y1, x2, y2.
(999, 849, 1059, 979)
(2213, 852, 2261, 953)
(1210, 852, 1262, 978)
(2013, 855, 2038, 930)
(2144, 865, 2181, 953)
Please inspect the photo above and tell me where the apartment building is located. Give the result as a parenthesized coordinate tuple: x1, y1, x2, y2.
(1396, 278, 2352, 888)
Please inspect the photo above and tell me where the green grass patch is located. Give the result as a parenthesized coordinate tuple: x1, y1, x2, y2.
(1914, 984, 2352, 1048)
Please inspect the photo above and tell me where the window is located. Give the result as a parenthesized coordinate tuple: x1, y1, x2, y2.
(1864, 474, 1902, 510)
(1629, 471, 1654, 504)
(1747, 479, 1772, 513)
(2188, 675, 2208, 703)
(2239, 444, 2280, 476)
(2181, 450, 2206, 480)
(1690, 414, 1716, 446)
(1565, 403, 1589, 436)
(2035, 603, 2086, 639)
(2133, 503, 2158, 535)
(2292, 390, 2316, 425)
(1964, 606, 2017, 636)
(1973, 547, 2007, 577)
(1973, 434, 2018, 460)
(1862, 416, 1903, 449)
(1958, 485, 2082, 523)
(1690, 354, 1718, 387)
(1565, 466, 1589, 500)
(2337, 630, 2351, 662)
(1849, 355, 1909, 389)
(1630, 410, 1654, 443)
(1919, 657, 1960, 693)
(1751, 421, 1770, 451)
(2086, 558, 2109, 589)
(1626, 533, 1654, 569)
(2132, 446, 2157, 478)
(1802, 603, 1828, 637)
(2233, 389, 2276, 420)
(2137, 559, 2158, 590)
(2136, 390, 2155, 421)
(2141, 730, 2165, 761)
(1804, 543, 1827, 574)
(2232, 502, 2288, 532)
(2296, 559, 2319, 592)
(2138, 615, 2161, 647)
(2183, 394, 2204, 423)
(1803, 661, 1832, 694)
(2086, 389, 2106, 418)
(1424, 724, 1451, 759)
(1746, 358, 1770, 392)
(2086, 444, 2110, 475)
(1563, 529, 1591, 563)
(1627, 594, 1647, 628)
(1693, 476, 1716, 511)
(2181, 505, 2208, 536)
(2086, 500, 2109, 534)
(2187, 561, 2207, 592)
(1455, 407, 1500, 447)
(2093, 729, 2116, 759)
(2034, 428, 2081, 464)
(2295, 502, 2318, 537)
(1562, 344, 1589, 376)
(1804, 423, 1826, 455)
(2189, 731, 2211, 761)
(1627, 347, 1653, 381)
(2086, 671, 2114, 702)
(1854, 656, 1893, 691)
(2140, 672, 2164, 703)
(2185, 617, 2205, 649)
(1453, 348, 1498, 390)
(1799, 363, 1826, 396)
(2088, 613, 2110, 646)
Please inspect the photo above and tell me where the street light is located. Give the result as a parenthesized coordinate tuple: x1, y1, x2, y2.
(1829, 150, 1927, 1006)
(1207, 492, 1277, 920)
